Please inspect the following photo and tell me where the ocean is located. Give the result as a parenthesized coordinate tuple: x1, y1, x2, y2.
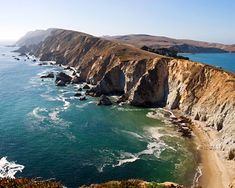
(180, 53, 235, 72)
(0, 46, 198, 187)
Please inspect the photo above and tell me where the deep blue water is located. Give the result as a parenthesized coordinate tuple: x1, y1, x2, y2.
(0, 46, 198, 187)
(180, 53, 235, 72)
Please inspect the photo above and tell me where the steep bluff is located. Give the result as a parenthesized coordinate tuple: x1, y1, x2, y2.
(17, 29, 235, 153)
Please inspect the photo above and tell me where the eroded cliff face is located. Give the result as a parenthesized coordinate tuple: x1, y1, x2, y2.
(166, 60, 235, 151)
(18, 29, 235, 152)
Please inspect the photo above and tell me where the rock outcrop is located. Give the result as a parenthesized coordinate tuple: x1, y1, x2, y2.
(40, 72, 54, 78)
(97, 95, 112, 106)
(16, 29, 235, 154)
(55, 72, 72, 85)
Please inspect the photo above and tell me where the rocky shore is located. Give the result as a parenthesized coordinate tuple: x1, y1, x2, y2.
(15, 29, 235, 187)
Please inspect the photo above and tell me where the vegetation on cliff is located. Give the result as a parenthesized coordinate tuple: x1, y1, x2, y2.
(0, 178, 63, 188)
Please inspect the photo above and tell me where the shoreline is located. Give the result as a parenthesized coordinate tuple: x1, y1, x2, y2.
(191, 120, 234, 188)
(167, 109, 234, 188)
(12, 51, 235, 187)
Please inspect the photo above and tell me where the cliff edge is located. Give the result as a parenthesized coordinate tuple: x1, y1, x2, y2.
(17, 29, 235, 159)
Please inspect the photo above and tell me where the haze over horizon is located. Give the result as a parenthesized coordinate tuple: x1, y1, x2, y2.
(0, 0, 234, 44)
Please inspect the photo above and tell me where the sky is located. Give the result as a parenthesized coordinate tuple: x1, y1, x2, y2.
(0, 0, 234, 44)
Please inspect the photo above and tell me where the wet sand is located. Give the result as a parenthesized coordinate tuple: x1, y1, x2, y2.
(192, 121, 234, 188)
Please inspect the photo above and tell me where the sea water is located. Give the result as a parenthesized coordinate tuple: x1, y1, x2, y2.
(0, 46, 198, 187)
(180, 53, 235, 72)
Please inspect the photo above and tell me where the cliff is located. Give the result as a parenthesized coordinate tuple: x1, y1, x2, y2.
(17, 29, 235, 157)
(15, 28, 56, 47)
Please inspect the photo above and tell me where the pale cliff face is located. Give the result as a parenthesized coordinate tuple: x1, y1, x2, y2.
(17, 29, 235, 153)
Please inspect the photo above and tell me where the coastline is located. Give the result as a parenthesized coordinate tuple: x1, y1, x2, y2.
(191, 120, 235, 188)
(11, 47, 235, 187)
(167, 109, 235, 188)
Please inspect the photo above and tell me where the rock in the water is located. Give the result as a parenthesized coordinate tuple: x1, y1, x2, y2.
(74, 92, 82, 97)
(38, 62, 48, 66)
(40, 72, 54, 78)
(56, 80, 66, 86)
(85, 90, 98, 97)
(83, 84, 90, 90)
(78, 88, 83, 91)
(64, 66, 71, 70)
(71, 76, 84, 84)
(79, 96, 87, 101)
(55, 72, 72, 85)
(97, 95, 112, 106)
(116, 94, 129, 103)
(179, 127, 192, 137)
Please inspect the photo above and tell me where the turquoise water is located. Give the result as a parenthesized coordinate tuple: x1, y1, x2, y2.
(0, 46, 198, 187)
(180, 53, 235, 72)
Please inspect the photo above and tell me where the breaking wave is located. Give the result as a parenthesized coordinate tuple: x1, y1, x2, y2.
(29, 107, 48, 122)
(27, 107, 71, 128)
(113, 126, 177, 168)
(120, 130, 143, 139)
(76, 101, 96, 109)
(112, 152, 139, 167)
(0, 157, 24, 178)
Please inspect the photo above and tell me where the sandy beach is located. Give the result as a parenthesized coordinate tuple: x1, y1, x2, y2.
(192, 121, 235, 188)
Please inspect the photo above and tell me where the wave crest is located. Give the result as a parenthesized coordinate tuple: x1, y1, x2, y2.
(0, 157, 24, 178)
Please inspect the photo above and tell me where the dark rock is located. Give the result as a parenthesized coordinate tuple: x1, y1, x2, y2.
(64, 66, 71, 70)
(40, 72, 54, 78)
(32, 59, 37, 62)
(56, 80, 66, 86)
(177, 116, 191, 124)
(38, 62, 48, 66)
(71, 76, 84, 84)
(200, 115, 207, 121)
(116, 94, 129, 103)
(74, 92, 82, 97)
(15, 57, 20, 61)
(85, 90, 98, 97)
(97, 95, 112, 106)
(216, 121, 223, 131)
(78, 88, 83, 91)
(83, 84, 90, 90)
(79, 96, 87, 101)
(228, 148, 235, 160)
(179, 127, 192, 138)
(55, 72, 72, 85)
(194, 113, 200, 120)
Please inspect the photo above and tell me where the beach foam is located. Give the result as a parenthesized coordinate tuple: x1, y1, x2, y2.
(113, 127, 178, 168)
(30, 107, 48, 121)
(112, 152, 139, 167)
(0, 157, 24, 178)
(120, 130, 143, 139)
(76, 101, 96, 109)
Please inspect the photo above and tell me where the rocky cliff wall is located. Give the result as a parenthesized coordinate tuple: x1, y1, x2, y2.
(18, 29, 235, 153)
